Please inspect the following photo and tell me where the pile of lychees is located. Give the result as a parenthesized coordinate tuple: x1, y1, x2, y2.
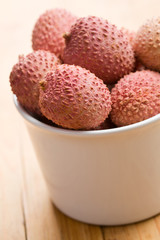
(10, 8, 160, 130)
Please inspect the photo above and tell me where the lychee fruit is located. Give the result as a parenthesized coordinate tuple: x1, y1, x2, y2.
(110, 70, 160, 126)
(32, 8, 77, 57)
(134, 17, 160, 71)
(10, 50, 60, 116)
(62, 16, 135, 84)
(39, 64, 112, 130)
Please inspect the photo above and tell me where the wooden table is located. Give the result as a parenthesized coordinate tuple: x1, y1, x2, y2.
(1, 0, 160, 239)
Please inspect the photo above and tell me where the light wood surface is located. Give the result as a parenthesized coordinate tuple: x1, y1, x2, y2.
(1, 0, 160, 239)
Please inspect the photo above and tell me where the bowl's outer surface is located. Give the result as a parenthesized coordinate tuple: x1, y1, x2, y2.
(14, 96, 160, 225)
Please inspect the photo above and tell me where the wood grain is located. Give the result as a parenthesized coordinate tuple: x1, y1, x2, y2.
(1, 0, 160, 239)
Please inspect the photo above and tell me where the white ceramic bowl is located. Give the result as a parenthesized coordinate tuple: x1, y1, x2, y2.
(14, 95, 160, 225)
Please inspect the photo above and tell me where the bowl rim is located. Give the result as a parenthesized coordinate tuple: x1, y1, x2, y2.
(13, 95, 160, 137)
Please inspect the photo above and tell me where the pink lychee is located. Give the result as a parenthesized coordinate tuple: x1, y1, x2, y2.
(10, 50, 60, 115)
(134, 17, 160, 71)
(111, 70, 160, 126)
(62, 16, 135, 84)
(32, 8, 77, 57)
(39, 64, 112, 130)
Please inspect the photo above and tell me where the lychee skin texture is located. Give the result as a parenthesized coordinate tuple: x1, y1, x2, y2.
(110, 70, 160, 127)
(120, 27, 136, 48)
(39, 64, 112, 130)
(134, 17, 160, 71)
(10, 50, 60, 115)
(62, 16, 135, 84)
(32, 9, 77, 57)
